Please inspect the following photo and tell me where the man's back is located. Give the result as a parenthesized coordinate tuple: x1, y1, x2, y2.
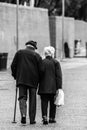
(11, 47, 42, 88)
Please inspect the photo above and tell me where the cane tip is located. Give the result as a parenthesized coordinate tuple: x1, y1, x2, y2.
(12, 121, 17, 123)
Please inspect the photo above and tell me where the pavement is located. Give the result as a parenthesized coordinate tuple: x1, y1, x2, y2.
(60, 57, 87, 69)
(0, 57, 87, 130)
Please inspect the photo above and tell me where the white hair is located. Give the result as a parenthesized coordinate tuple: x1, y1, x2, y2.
(44, 46, 55, 58)
(26, 44, 34, 48)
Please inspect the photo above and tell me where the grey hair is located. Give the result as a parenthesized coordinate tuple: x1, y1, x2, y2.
(44, 46, 55, 58)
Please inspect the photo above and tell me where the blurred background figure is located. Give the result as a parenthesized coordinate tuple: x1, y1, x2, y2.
(74, 39, 81, 55)
(64, 42, 70, 58)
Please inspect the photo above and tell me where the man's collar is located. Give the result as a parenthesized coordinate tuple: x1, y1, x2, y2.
(26, 46, 35, 50)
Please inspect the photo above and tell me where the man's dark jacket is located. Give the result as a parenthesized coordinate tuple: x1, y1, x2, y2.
(11, 47, 42, 88)
(38, 56, 62, 95)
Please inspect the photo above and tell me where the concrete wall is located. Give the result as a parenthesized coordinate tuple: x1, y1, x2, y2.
(65, 17, 75, 58)
(75, 20, 87, 46)
(0, 3, 87, 68)
(49, 16, 75, 59)
(0, 3, 50, 67)
(49, 17, 87, 59)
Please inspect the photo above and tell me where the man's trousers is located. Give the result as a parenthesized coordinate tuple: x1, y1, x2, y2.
(18, 85, 37, 122)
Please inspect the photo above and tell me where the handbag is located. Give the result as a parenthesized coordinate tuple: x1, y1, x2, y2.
(54, 89, 64, 107)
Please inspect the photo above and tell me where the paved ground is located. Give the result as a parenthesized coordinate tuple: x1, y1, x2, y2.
(0, 58, 87, 130)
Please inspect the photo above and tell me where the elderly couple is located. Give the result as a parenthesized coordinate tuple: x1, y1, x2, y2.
(11, 40, 62, 125)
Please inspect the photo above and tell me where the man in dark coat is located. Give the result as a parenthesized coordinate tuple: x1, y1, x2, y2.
(11, 40, 42, 124)
(38, 46, 62, 125)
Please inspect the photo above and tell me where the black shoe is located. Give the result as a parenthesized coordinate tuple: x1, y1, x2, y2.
(49, 119, 56, 123)
(43, 120, 48, 125)
(30, 121, 36, 124)
(21, 117, 26, 124)
(42, 116, 48, 125)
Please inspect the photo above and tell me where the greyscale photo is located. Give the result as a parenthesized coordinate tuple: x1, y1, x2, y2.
(0, 0, 87, 130)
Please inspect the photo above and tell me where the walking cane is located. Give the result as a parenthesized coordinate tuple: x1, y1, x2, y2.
(12, 87, 18, 123)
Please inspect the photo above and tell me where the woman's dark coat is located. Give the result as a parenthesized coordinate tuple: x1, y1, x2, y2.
(11, 47, 42, 88)
(38, 56, 62, 95)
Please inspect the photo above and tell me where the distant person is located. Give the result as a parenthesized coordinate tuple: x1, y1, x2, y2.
(77, 39, 81, 54)
(38, 46, 62, 125)
(64, 42, 70, 58)
(11, 40, 42, 124)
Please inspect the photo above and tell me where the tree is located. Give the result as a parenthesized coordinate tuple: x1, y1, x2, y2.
(4, 0, 87, 21)
(55, 0, 81, 18)
(36, 0, 58, 15)
(36, 0, 87, 21)
(79, 0, 87, 21)
(54, 0, 87, 21)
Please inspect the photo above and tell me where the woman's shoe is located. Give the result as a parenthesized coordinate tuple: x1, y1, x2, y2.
(42, 116, 48, 125)
(30, 121, 36, 124)
(43, 120, 48, 125)
(49, 119, 56, 123)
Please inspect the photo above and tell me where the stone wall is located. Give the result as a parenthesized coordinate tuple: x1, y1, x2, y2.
(0, 3, 87, 68)
(75, 20, 87, 46)
(0, 3, 50, 67)
(49, 16, 75, 58)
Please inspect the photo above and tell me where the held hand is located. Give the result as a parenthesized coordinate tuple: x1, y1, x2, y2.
(54, 89, 64, 107)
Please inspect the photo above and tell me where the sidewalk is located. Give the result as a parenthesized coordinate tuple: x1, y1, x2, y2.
(60, 57, 87, 69)
(0, 58, 87, 130)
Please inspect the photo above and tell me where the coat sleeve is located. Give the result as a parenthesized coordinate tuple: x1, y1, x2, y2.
(37, 55, 44, 77)
(35, 53, 44, 82)
(55, 60, 62, 90)
(11, 52, 18, 80)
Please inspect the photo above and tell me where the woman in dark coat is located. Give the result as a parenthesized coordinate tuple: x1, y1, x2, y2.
(38, 46, 62, 125)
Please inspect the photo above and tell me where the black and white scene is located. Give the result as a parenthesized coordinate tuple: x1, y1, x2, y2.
(0, 0, 87, 130)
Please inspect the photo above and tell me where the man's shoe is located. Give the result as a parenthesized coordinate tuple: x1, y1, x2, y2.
(21, 117, 26, 124)
(49, 119, 56, 123)
(30, 121, 36, 124)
